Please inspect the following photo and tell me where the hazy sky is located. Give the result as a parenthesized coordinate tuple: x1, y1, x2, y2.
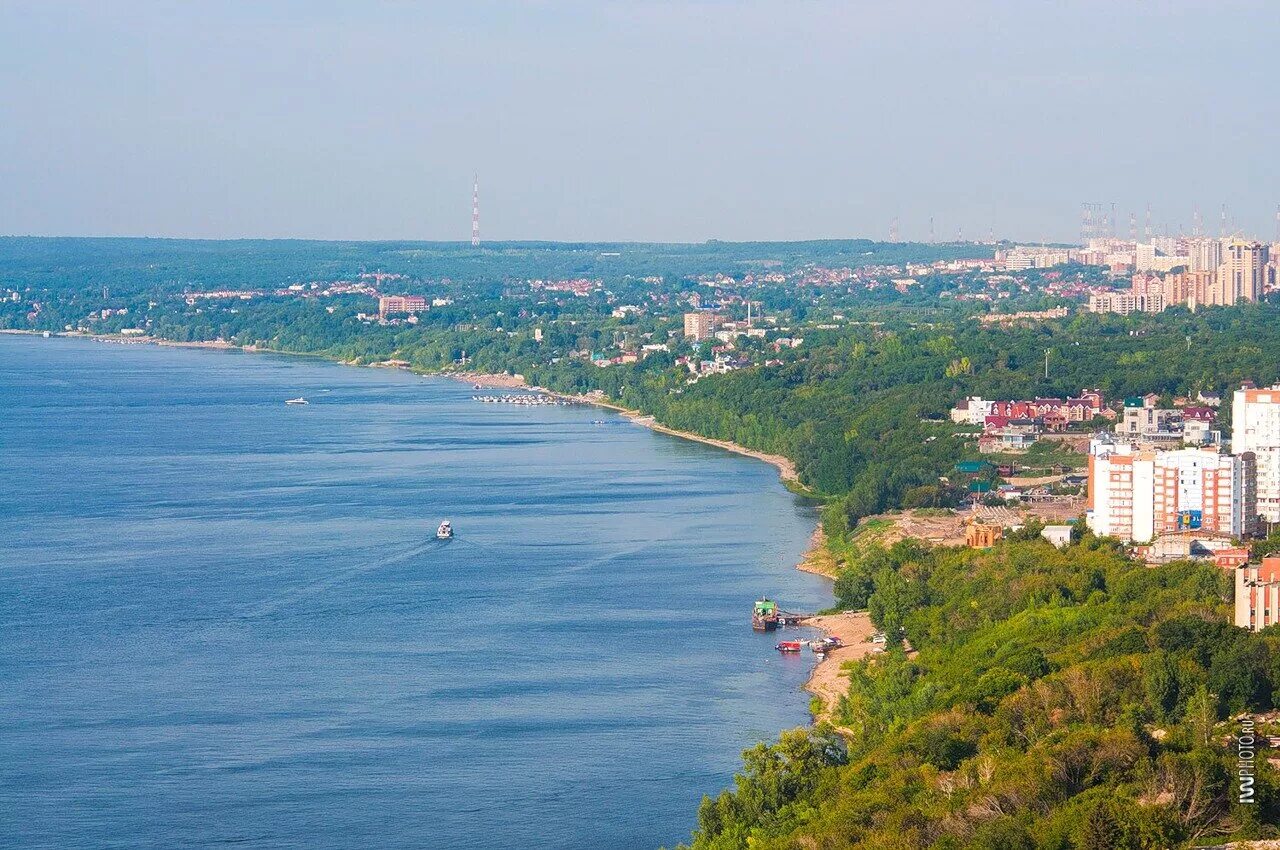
(1, 1, 1277, 243)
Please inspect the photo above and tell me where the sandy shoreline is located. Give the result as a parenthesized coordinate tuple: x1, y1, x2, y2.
(447, 371, 802, 485)
(624, 413, 799, 484)
(795, 525, 838, 578)
(799, 611, 879, 724)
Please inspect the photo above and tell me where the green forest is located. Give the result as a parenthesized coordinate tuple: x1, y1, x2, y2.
(684, 536, 1279, 849)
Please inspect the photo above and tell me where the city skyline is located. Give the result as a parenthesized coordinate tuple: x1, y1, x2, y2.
(1, 1, 1278, 243)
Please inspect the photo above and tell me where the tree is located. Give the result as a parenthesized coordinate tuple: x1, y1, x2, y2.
(1142, 651, 1181, 722)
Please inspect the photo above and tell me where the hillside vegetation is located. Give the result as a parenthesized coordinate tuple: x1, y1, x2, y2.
(683, 537, 1279, 849)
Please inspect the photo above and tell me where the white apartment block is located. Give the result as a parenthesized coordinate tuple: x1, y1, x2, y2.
(1087, 438, 1256, 542)
(1088, 291, 1164, 315)
(1233, 385, 1280, 521)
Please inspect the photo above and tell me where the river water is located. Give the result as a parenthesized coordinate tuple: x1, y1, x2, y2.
(0, 335, 829, 849)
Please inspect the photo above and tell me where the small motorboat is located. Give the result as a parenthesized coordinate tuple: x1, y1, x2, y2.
(776, 641, 802, 653)
(436, 520, 454, 540)
(812, 637, 841, 655)
(285, 397, 309, 405)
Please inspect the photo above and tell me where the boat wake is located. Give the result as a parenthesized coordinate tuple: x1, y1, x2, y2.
(238, 539, 447, 620)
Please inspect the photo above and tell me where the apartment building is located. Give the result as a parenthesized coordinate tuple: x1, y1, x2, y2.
(683, 311, 720, 341)
(1217, 240, 1268, 303)
(1187, 237, 1223, 274)
(1087, 438, 1257, 542)
(1233, 384, 1280, 521)
(1235, 558, 1280, 632)
(378, 295, 428, 316)
(1088, 291, 1161, 315)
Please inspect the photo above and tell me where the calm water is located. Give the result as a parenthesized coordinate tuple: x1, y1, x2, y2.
(0, 335, 829, 850)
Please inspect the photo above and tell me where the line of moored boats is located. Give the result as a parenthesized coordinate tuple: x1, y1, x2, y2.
(471, 393, 575, 406)
(776, 636, 843, 655)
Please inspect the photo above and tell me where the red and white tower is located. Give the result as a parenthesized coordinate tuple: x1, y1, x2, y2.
(471, 175, 480, 247)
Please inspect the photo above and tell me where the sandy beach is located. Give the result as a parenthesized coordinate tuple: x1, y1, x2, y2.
(624, 413, 799, 484)
(448, 370, 528, 389)
(800, 611, 880, 723)
(445, 371, 803, 486)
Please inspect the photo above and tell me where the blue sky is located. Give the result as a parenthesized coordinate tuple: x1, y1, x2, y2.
(1, 1, 1276, 242)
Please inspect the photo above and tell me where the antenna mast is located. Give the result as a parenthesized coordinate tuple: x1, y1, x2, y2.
(471, 175, 480, 248)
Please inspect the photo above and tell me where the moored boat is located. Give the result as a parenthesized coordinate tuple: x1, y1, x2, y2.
(775, 640, 802, 653)
(752, 598, 779, 631)
(812, 636, 841, 655)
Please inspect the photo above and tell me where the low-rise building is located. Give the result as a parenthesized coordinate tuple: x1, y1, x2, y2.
(965, 522, 1003, 549)
(979, 418, 1041, 453)
(1041, 525, 1073, 548)
(1117, 403, 1183, 441)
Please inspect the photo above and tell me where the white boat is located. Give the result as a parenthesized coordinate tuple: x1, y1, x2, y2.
(436, 520, 454, 540)
(285, 397, 309, 405)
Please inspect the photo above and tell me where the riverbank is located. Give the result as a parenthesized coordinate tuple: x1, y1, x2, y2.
(795, 526, 838, 578)
(443, 370, 802, 486)
(448, 370, 528, 389)
(798, 611, 879, 724)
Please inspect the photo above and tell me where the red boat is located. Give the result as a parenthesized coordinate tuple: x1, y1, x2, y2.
(775, 641, 802, 653)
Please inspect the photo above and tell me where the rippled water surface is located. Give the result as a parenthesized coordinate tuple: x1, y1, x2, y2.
(0, 335, 829, 849)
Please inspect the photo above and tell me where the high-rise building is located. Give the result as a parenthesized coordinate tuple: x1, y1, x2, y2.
(378, 295, 428, 316)
(1087, 438, 1257, 542)
(1233, 384, 1280, 521)
(1187, 237, 1223, 273)
(1235, 557, 1280, 632)
(683, 311, 719, 341)
(1217, 239, 1268, 303)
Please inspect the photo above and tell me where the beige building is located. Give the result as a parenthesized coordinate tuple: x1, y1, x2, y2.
(378, 295, 427, 316)
(1216, 239, 1268, 303)
(1088, 290, 1164, 315)
(1235, 558, 1280, 632)
(683, 311, 719, 341)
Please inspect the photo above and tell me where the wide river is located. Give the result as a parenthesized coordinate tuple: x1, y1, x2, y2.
(0, 335, 830, 849)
